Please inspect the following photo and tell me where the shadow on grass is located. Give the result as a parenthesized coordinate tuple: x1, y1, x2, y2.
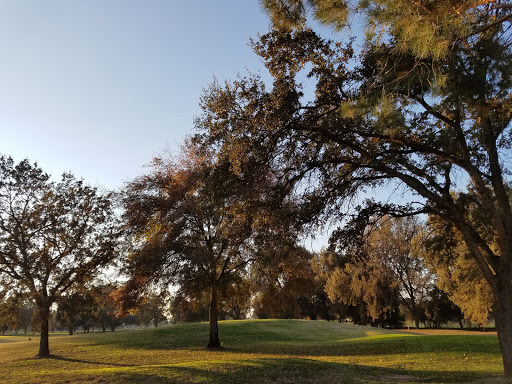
(100, 324, 500, 359)
(235, 334, 501, 358)
(43, 354, 135, 367)
(98, 358, 500, 384)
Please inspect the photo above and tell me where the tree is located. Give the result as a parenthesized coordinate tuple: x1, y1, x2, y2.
(18, 301, 35, 334)
(170, 291, 210, 323)
(0, 156, 120, 357)
(198, 0, 512, 375)
(422, 216, 494, 327)
(0, 291, 23, 334)
(218, 275, 252, 320)
(423, 286, 465, 329)
(136, 293, 168, 327)
(250, 246, 327, 319)
(367, 216, 432, 328)
(95, 284, 124, 332)
(323, 230, 404, 328)
(56, 288, 98, 335)
(122, 141, 294, 348)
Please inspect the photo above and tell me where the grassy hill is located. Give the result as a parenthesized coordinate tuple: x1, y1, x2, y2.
(0, 319, 504, 383)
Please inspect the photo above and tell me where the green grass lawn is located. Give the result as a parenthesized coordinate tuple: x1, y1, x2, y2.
(0, 319, 506, 383)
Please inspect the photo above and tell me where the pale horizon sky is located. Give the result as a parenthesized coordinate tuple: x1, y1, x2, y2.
(0, 1, 274, 190)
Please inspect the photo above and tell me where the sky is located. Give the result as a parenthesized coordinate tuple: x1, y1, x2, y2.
(0, 1, 379, 250)
(0, 1, 273, 190)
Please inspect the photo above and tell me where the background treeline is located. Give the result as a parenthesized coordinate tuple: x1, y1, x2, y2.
(168, 216, 481, 330)
(0, 286, 167, 335)
(1, 214, 485, 335)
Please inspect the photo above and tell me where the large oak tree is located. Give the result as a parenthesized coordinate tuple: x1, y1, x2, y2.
(122, 141, 295, 348)
(0, 156, 120, 357)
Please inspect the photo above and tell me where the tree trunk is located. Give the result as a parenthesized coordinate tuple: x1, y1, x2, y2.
(38, 306, 50, 358)
(493, 278, 512, 378)
(207, 281, 220, 348)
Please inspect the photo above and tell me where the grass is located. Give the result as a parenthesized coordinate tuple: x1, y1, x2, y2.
(0, 319, 507, 383)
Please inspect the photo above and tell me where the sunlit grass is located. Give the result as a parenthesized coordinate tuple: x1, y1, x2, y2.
(0, 319, 506, 383)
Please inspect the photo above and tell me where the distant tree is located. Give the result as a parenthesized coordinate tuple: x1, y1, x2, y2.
(368, 217, 432, 328)
(56, 288, 98, 335)
(251, 247, 327, 320)
(136, 293, 167, 327)
(422, 216, 494, 327)
(423, 286, 464, 329)
(49, 310, 58, 333)
(218, 276, 252, 320)
(320, 218, 405, 328)
(18, 301, 35, 334)
(170, 291, 209, 323)
(95, 284, 124, 332)
(0, 293, 21, 333)
(324, 253, 403, 328)
(0, 156, 121, 356)
(122, 140, 295, 348)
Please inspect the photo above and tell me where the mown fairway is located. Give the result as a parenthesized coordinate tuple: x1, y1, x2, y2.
(0, 319, 505, 383)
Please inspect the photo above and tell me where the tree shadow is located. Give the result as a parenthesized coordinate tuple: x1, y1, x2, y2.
(39, 354, 135, 367)
(223, 334, 501, 357)
(116, 358, 500, 384)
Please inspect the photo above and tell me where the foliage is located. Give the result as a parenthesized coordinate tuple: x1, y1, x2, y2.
(0, 156, 121, 355)
(251, 247, 329, 320)
(95, 284, 124, 332)
(366, 216, 433, 327)
(0, 292, 23, 333)
(318, 216, 434, 328)
(17, 301, 35, 334)
(56, 288, 98, 335)
(218, 275, 252, 320)
(423, 286, 465, 329)
(135, 293, 168, 327)
(422, 216, 494, 326)
(198, 0, 512, 375)
(122, 140, 296, 347)
(170, 291, 210, 323)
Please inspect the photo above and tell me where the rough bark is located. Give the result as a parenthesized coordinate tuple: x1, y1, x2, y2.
(38, 306, 50, 358)
(493, 271, 512, 378)
(207, 281, 221, 349)
(68, 317, 74, 336)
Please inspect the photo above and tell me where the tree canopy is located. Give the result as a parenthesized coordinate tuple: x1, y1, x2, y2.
(0, 156, 120, 356)
(122, 141, 296, 348)
(196, 0, 512, 376)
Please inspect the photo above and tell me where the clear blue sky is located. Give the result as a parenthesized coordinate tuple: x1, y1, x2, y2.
(0, 1, 272, 189)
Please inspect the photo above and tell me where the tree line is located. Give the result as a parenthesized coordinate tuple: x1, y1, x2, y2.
(0, 285, 167, 335)
(0, 151, 492, 350)
(1, 0, 511, 378)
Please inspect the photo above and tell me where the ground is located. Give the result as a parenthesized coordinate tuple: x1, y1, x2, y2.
(0, 319, 506, 383)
